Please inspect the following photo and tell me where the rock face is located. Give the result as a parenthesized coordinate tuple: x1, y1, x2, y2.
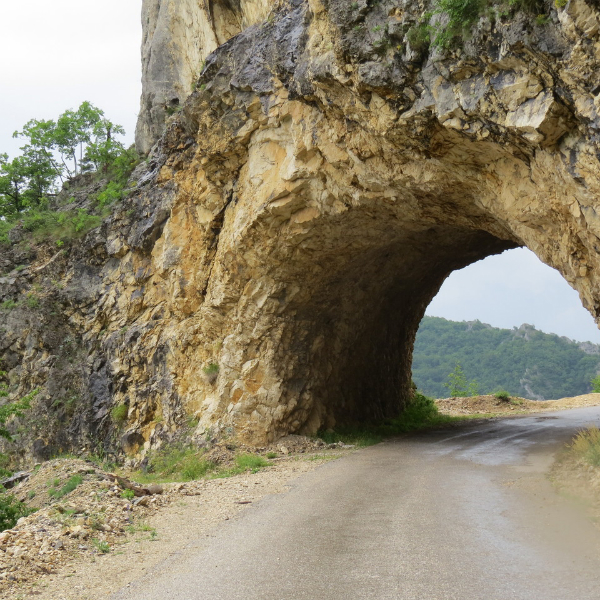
(3, 0, 600, 454)
(136, 0, 272, 153)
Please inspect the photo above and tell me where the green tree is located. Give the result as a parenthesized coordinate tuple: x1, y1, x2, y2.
(444, 362, 479, 397)
(591, 375, 600, 393)
(1, 102, 132, 221)
(0, 154, 28, 215)
(84, 117, 127, 173)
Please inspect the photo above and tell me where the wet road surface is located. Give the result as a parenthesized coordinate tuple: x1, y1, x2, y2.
(112, 406, 600, 600)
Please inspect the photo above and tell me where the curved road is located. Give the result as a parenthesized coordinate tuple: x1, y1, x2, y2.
(112, 406, 600, 600)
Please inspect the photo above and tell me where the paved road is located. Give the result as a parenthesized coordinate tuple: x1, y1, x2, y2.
(113, 407, 600, 600)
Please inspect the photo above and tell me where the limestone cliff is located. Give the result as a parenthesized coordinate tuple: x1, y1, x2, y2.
(136, 0, 272, 153)
(2, 0, 600, 459)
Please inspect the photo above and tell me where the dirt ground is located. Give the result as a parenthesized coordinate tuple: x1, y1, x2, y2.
(435, 392, 600, 416)
(0, 447, 349, 600)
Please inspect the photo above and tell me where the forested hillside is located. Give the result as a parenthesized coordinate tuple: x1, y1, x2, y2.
(412, 317, 600, 400)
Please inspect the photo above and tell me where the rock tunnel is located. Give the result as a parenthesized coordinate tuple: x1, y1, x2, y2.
(107, 0, 600, 447)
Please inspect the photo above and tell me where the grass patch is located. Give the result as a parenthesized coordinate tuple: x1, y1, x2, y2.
(48, 474, 83, 499)
(235, 454, 269, 470)
(132, 445, 215, 484)
(210, 453, 271, 479)
(0, 300, 18, 311)
(92, 538, 110, 554)
(569, 427, 600, 466)
(316, 392, 459, 447)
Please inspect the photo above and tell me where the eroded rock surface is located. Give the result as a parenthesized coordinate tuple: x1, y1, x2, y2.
(136, 0, 272, 153)
(2, 0, 600, 455)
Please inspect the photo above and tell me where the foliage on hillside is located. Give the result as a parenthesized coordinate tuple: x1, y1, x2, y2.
(0, 102, 138, 246)
(412, 317, 600, 400)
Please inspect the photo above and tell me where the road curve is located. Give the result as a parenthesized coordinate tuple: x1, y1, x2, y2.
(112, 406, 600, 600)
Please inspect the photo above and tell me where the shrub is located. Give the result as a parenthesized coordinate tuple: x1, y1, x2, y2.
(0, 385, 37, 441)
(495, 390, 511, 401)
(0, 492, 34, 531)
(110, 403, 128, 425)
(591, 374, 600, 393)
(406, 22, 431, 52)
(432, 0, 485, 48)
(120, 489, 135, 500)
(18, 207, 101, 243)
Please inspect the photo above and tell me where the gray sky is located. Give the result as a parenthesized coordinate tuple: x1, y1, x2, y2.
(427, 248, 600, 343)
(1, 2, 598, 344)
(0, 1, 141, 158)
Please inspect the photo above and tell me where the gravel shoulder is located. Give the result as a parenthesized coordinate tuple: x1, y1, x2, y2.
(0, 449, 348, 600)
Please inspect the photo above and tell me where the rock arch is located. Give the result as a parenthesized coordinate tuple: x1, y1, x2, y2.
(115, 0, 600, 444)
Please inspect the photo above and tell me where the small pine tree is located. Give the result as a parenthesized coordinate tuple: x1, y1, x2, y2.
(444, 363, 479, 397)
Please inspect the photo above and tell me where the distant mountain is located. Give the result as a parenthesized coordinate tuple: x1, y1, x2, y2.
(412, 317, 600, 400)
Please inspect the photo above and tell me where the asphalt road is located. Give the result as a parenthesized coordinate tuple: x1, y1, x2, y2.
(112, 406, 600, 600)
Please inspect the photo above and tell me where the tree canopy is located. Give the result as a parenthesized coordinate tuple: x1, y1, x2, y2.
(0, 102, 130, 218)
(412, 316, 600, 400)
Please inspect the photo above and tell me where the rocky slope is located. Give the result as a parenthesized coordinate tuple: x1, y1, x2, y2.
(2, 0, 600, 460)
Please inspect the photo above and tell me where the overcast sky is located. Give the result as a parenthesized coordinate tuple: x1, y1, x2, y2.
(1, 2, 599, 344)
(0, 1, 141, 157)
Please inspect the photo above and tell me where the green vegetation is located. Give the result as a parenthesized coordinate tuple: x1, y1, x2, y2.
(266, 451, 278, 459)
(494, 390, 511, 401)
(444, 363, 479, 397)
(426, 0, 548, 48)
(132, 444, 274, 484)
(136, 446, 215, 483)
(203, 363, 219, 376)
(0, 492, 34, 531)
(413, 317, 600, 400)
(92, 538, 110, 554)
(569, 427, 600, 466)
(316, 392, 457, 447)
(0, 300, 17, 311)
(0, 102, 138, 246)
(48, 474, 83, 499)
(591, 375, 600, 393)
(120, 489, 135, 500)
(110, 403, 128, 425)
(235, 454, 269, 470)
(406, 22, 432, 52)
(432, 0, 484, 48)
(0, 375, 37, 441)
(212, 453, 271, 478)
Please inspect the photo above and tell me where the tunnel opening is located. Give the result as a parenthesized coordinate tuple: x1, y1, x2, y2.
(412, 248, 600, 402)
